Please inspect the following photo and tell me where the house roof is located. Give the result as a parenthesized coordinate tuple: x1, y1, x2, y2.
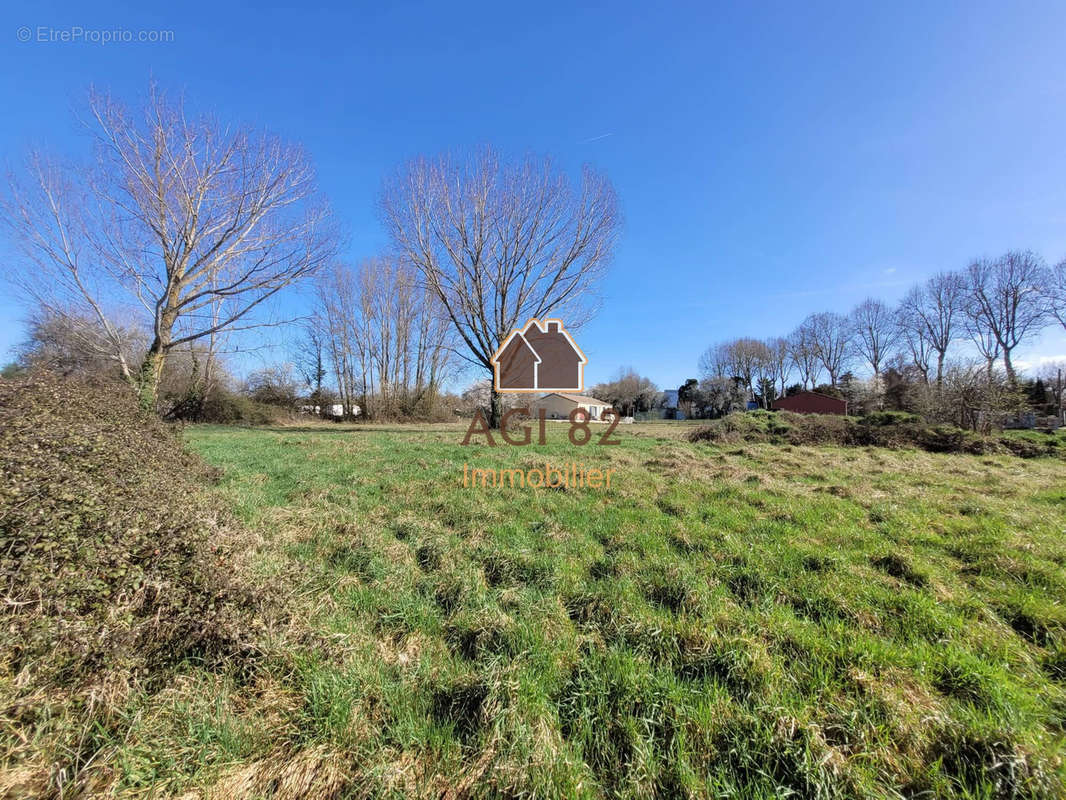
(542, 392, 609, 405)
(776, 390, 846, 402)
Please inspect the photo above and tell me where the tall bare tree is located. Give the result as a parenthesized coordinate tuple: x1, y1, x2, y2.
(896, 312, 933, 384)
(698, 342, 730, 380)
(315, 264, 366, 417)
(807, 311, 853, 386)
(293, 324, 329, 410)
(965, 251, 1049, 384)
(2, 83, 337, 409)
(851, 298, 901, 383)
(698, 338, 767, 400)
(964, 303, 1002, 382)
(313, 259, 456, 419)
(762, 336, 791, 398)
(787, 320, 822, 389)
(381, 148, 620, 426)
(1041, 257, 1066, 334)
(897, 271, 966, 387)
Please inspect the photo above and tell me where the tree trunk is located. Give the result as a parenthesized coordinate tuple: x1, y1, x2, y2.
(489, 387, 503, 429)
(936, 352, 945, 390)
(135, 342, 167, 412)
(1058, 369, 1064, 421)
(1003, 349, 1016, 385)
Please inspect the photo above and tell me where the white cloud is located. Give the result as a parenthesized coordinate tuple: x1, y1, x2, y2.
(1015, 355, 1066, 372)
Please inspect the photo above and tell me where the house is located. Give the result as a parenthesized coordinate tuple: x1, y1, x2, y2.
(771, 391, 847, 416)
(533, 392, 612, 421)
(492, 319, 587, 391)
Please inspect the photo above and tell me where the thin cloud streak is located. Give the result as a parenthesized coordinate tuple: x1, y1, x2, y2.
(768, 278, 913, 300)
(580, 132, 614, 144)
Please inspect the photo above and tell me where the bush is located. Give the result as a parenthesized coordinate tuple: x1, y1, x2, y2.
(197, 389, 284, 424)
(686, 410, 1061, 458)
(860, 410, 921, 426)
(0, 373, 273, 793)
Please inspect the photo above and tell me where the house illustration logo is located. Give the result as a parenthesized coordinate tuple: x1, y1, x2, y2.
(491, 318, 588, 392)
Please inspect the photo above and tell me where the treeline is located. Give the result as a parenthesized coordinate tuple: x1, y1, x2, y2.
(8, 280, 463, 424)
(308, 258, 457, 420)
(687, 250, 1066, 430)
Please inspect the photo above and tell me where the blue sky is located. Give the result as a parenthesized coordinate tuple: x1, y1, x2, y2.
(2, 0, 1065, 390)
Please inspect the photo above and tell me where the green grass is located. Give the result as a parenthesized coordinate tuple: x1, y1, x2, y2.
(127, 419, 1066, 798)
(1002, 426, 1066, 454)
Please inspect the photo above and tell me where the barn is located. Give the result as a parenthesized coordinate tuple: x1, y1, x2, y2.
(771, 391, 847, 416)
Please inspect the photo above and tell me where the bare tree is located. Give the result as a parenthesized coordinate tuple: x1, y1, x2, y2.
(1042, 257, 1066, 334)
(940, 361, 1022, 433)
(2, 83, 337, 409)
(293, 324, 328, 411)
(896, 312, 933, 384)
(762, 336, 791, 398)
(698, 338, 767, 400)
(698, 342, 730, 380)
(807, 311, 853, 386)
(315, 264, 366, 418)
(897, 272, 966, 387)
(851, 298, 901, 384)
(965, 306, 1002, 382)
(965, 251, 1049, 384)
(313, 259, 458, 419)
(787, 320, 822, 389)
(381, 147, 620, 427)
(15, 306, 146, 378)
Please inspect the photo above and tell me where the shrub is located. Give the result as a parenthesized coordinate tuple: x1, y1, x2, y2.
(197, 389, 284, 424)
(0, 373, 273, 793)
(860, 410, 921, 426)
(686, 411, 1062, 459)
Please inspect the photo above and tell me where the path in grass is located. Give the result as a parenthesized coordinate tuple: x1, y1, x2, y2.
(172, 421, 1066, 798)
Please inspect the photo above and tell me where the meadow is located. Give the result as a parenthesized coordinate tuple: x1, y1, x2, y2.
(115, 418, 1066, 799)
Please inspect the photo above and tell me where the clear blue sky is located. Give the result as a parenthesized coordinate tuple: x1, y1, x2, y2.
(3, 0, 1065, 389)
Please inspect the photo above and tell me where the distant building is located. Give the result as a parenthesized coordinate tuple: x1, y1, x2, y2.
(533, 392, 612, 420)
(771, 391, 847, 416)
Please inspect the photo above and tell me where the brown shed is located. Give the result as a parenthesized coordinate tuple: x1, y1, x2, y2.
(771, 391, 847, 416)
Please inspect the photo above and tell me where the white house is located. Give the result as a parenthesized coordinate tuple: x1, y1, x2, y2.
(532, 392, 612, 421)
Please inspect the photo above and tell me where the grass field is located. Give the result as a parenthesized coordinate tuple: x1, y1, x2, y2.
(135, 420, 1066, 798)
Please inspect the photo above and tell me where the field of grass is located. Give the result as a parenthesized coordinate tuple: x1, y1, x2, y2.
(104, 419, 1066, 797)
